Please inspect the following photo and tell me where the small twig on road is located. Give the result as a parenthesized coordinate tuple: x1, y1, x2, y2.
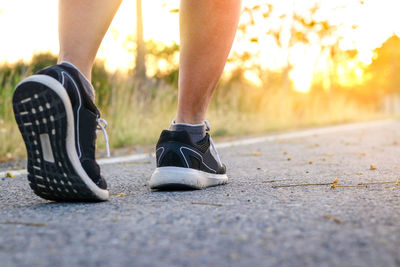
(272, 178, 338, 188)
(1, 221, 47, 227)
(262, 179, 292, 183)
(323, 214, 344, 224)
(331, 184, 366, 188)
(191, 202, 223, 207)
(273, 182, 332, 188)
(331, 179, 400, 189)
(357, 180, 398, 186)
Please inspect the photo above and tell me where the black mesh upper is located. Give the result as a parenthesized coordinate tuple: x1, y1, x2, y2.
(156, 130, 226, 174)
(38, 64, 106, 189)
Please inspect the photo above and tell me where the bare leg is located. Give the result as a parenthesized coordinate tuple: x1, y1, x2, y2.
(176, 0, 241, 124)
(58, 0, 122, 81)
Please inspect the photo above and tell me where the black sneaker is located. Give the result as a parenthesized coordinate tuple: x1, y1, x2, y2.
(12, 63, 109, 201)
(150, 121, 228, 190)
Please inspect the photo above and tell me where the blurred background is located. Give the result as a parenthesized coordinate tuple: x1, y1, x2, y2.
(1, 0, 400, 160)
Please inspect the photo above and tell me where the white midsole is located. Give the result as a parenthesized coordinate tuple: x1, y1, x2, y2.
(150, 167, 228, 189)
(16, 75, 109, 200)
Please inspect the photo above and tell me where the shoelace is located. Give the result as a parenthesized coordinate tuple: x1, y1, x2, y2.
(96, 117, 110, 157)
(204, 120, 222, 167)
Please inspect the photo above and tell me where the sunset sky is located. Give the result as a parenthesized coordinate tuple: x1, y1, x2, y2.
(1, 0, 400, 92)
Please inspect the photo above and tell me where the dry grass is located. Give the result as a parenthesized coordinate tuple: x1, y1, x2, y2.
(0, 58, 388, 160)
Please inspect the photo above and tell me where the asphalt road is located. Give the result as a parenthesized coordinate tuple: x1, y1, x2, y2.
(0, 120, 399, 267)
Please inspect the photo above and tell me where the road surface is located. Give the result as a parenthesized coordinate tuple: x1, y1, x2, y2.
(0, 120, 399, 267)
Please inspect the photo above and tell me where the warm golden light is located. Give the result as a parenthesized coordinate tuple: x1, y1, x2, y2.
(2, 1, 400, 161)
(1, 0, 400, 92)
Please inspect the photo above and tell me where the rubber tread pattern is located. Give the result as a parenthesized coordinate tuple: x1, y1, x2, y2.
(13, 82, 101, 202)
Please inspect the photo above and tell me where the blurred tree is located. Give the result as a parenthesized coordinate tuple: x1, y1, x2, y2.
(145, 40, 180, 86)
(124, 36, 180, 87)
(365, 35, 400, 95)
(232, 1, 361, 92)
(135, 0, 147, 82)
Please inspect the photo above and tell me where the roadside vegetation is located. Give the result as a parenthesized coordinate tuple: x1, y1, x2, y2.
(2, 2, 400, 160)
(0, 42, 392, 161)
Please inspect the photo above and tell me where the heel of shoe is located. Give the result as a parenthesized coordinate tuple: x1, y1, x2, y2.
(13, 76, 109, 202)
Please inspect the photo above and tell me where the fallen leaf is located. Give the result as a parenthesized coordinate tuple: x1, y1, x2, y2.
(287, 157, 291, 161)
(333, 178, 339, 184)
(369, 164, 377, 170)
(5, 172, 16, 178)
(116, 193, 125, 197)
(321, 158, 326, 161)
(283, 151, 288, 155)
(250, 151, 261, 156)
(359, 152, 367, 156)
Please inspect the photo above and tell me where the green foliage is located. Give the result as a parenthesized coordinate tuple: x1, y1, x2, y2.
(0, 61, 28, 122)
(30, 53, 57, 73)
(92, 60, 114, 108)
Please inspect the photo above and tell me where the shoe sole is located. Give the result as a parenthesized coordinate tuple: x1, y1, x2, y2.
(149, 167, 228, 190)
(12, 75, 109, 202)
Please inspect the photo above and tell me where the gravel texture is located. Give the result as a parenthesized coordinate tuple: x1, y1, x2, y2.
(0, 121, 399, 267)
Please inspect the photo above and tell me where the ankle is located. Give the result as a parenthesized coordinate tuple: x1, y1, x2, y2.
(175, 114, 205, 125)
(58, 56, 92, 81)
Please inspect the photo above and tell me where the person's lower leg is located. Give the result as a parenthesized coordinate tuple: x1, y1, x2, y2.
(175, 0, 241, 124)
(57, 0, 122, 81)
